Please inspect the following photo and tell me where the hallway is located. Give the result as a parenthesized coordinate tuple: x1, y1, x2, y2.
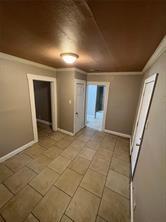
(0, 125, 130, 222)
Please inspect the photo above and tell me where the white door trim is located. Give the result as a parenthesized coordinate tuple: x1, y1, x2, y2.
(27, 74, 57, 142)
(131, 73, 158, 178)
(131, 73, 158, 154)
(74, 79, 86, 134)
(86, 81, 110, 131)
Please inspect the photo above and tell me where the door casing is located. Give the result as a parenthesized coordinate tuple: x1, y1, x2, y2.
(131, 73, 158, 178)
(85, 81, 110, 132)
(27, 74, 58, 142)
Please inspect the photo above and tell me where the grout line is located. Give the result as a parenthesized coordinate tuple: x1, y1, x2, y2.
(1, 182, 15, 196)
(30, 212, 40, 222)
(94, 136, 118, 221)
(0, 127, 130, 222)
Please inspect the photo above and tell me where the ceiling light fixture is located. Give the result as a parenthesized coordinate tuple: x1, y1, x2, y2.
(60, 53, 79, 64)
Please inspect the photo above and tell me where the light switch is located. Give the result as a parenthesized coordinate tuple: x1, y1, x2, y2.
(69, 100, 72, 104)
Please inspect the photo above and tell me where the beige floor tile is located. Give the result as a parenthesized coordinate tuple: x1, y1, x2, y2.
(69, 156, 90, 175)
(30, 168, 59, 196)
(113, 145, 130, 163)
(48, 156, 71, 174)
(63, 135, 76, 142)
(96, 216, 107, 222)
(104, 134, 117, 143)
(0, 164, 13, 183)
(38, 130, 50, 139)
(78, 134, 91, 142)
(25, 214, 39, 222)
(56, 139, 72, 150)
(4, 167, 36, 194)
(1, 186, 42, 222)
(4, 154, 32, 172)
(81, 127, 96, 137)
(86, 140, 100, 150)
(50, 132, 65, 141)
(98, 141, 115, 152)
(90, 157, 110, 176)
(90, 135, 104, 143)
(66, 187, 100, 222)
(61, 146, 80, 160)
(55, 169, 82, 196)
(43, 145, 62, 159)
(33, 187, 70, 222)
(60, 215, 72, 222)
(70, 139, 85, 149)
(24, 144, 46, 159)
(79, 148, 96, 160)
(95, 149, 112, 161)
(27, 155, 52, 174)
(39, 137, 56, 149)
(99, 187, 129, 222)
(106, 170, 129, 199)
(110, 157, 130, 177)
(0, 184, 13, 208)
(81, 169, 105, 197)
(115, 138, 130, 153)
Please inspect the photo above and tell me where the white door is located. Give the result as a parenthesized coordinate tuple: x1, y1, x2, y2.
(75, 81, 86, 133)
(131, 74, 158, 176)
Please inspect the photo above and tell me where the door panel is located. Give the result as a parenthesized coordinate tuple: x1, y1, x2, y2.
(131, 74, 158, 176)
(75, 82, 85, 133)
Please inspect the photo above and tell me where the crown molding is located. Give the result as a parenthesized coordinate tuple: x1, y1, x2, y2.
(0, 52, 56, 71)
(143, 35, 166, 72)
(87, 71, 143, 76)
(56, 67, 87, 75)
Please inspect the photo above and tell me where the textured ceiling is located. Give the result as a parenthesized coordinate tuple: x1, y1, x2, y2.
(0, 0, 166, 72)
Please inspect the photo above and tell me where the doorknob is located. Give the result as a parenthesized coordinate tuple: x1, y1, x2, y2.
(75, 112, 78, 115)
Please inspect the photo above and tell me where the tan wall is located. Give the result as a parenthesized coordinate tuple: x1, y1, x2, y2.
(133, 52, 166, 222)
(34, 81, 52, 122)
(56, 70, 74, 133)
(0, 58, 56, 157)
(87, 74, 142, 135)
(56, 70, 87, 133)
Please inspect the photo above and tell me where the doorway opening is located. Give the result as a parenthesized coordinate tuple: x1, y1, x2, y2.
(33, 80, 52, 134)
(85, 82, 110, 131)
(27, 74, 57, 142)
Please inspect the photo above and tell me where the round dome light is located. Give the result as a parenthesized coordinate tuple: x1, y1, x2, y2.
(60, 53, 79, 64)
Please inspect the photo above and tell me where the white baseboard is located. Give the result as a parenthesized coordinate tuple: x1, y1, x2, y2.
(37, 119, 52, 125)
(130, 181, 134, 222)
(0, 140, 35, 163)
(57, 128, 74, 136)
(104, 129, 131, 139)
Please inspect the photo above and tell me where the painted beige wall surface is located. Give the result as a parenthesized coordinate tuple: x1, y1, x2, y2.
(56, 70, 74, 133)
(56, 70, 87, 133)
(34, 80, 52, 122)
(87, 74, 142, 135)
(0, 58, 56, 157)
(133, 52, 166, 222)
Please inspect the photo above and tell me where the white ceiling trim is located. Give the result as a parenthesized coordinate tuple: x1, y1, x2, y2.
(87, 71, 143, 76)
(0, 52, 56, 71)
(143, 35, 166, 72)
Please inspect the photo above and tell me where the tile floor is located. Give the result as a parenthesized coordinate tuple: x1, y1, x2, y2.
(0, 123, 130, 222)
(86, 111, 104, 131)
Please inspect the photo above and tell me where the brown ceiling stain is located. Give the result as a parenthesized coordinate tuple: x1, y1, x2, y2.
(0, 0, 166, 72)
